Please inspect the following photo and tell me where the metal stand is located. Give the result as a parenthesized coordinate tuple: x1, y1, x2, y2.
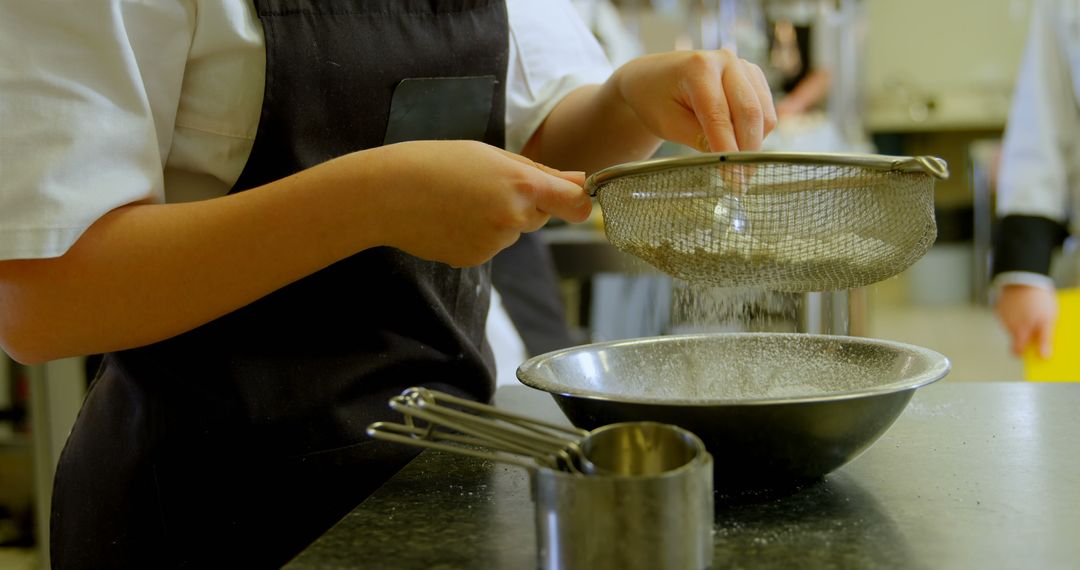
(798, 288, 869, 336)
(969, 139, 1000, 306)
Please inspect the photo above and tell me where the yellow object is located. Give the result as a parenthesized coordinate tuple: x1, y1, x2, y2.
(1024, 288, 1080, 381)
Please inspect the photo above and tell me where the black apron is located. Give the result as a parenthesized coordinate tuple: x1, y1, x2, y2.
(50, 1, 508, 567)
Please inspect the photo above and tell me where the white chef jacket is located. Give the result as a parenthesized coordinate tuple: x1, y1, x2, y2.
(0, 0, 613, 262)
(995, 0, 1080, 290)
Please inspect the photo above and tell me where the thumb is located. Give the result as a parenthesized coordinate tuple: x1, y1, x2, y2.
(498, 151, 592, 222)
(1011, 325, 1032, 357)
(534, 164, 586, 186)
(531, 171, 592, 223)
(496, 146, 585, 185)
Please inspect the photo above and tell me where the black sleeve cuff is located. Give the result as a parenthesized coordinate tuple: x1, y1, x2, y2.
(992, 215, 1069, 276)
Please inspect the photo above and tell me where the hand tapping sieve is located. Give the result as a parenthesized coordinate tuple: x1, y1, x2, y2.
(585, 152, 950, 292)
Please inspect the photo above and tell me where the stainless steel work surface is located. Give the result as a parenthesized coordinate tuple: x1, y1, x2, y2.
(286, 382, 1080, 569)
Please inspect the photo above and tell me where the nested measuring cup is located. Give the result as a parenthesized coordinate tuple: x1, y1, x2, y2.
(367, 387, 714, 570)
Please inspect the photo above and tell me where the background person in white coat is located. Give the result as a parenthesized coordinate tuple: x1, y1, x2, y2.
(993, 0, 1080, 358)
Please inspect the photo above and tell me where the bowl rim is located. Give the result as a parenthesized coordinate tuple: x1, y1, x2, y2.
(515, 332, 951, 407)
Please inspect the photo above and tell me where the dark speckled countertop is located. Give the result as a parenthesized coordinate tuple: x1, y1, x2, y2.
(285, 382, 1080, 569)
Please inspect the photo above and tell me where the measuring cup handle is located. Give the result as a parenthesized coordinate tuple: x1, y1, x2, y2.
(367, 422, 542, 470)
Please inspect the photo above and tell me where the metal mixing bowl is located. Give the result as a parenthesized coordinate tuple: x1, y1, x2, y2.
(516, 332, 950, 486)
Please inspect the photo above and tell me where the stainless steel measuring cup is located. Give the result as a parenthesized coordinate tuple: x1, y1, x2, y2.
(531, 422, 714, 570)
(367, 387, 714, 570)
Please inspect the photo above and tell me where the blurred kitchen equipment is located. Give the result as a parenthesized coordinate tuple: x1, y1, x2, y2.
(517, 332, 950, 486)
(368, 387, 714, 570)
(586, 151, 949, 292)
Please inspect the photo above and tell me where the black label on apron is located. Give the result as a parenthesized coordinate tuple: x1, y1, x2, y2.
(383, 76, 497, 144)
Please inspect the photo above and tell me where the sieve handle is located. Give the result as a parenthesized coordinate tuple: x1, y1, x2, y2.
(896, 156, 950, 180)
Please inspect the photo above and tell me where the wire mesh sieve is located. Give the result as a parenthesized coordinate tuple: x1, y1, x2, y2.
(585, 152, 949, 292)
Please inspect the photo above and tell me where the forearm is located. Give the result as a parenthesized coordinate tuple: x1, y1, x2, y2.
(521, 82, 661, 174)
(0, 139, 592, 363)
(0, 149, 391, 363)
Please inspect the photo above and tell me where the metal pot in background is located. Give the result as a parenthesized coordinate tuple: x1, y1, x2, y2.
(542, 227, 870, 342)
(666, 284, 869, 337)
(798, 288, 869, 336)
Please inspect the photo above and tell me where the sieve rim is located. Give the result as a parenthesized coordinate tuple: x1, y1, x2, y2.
(585, 152, 950, 196)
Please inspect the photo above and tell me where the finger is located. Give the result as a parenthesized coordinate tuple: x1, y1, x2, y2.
(662, 103, 719, 152)
(511, 194, 554, 233)
(719, 58, 765, 150)
(549, 169, 586, 186)
(743, 60, 778, 137)
(532, 171, 591, 222)
(684, 60, 739, 152)
(498, 149, 587, 184)
(533, 176, 592, 223)
(1036, 320, 1055, 359)
(1011, 325, 1032, 357)
(523, 210, 552, 233)
(527, 160, 588, 191)
(518, 156, 587, 185)
(496, 150, 592, 222)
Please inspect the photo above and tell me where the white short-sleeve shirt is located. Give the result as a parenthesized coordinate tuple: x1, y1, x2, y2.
(0, 0, 612, 261)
